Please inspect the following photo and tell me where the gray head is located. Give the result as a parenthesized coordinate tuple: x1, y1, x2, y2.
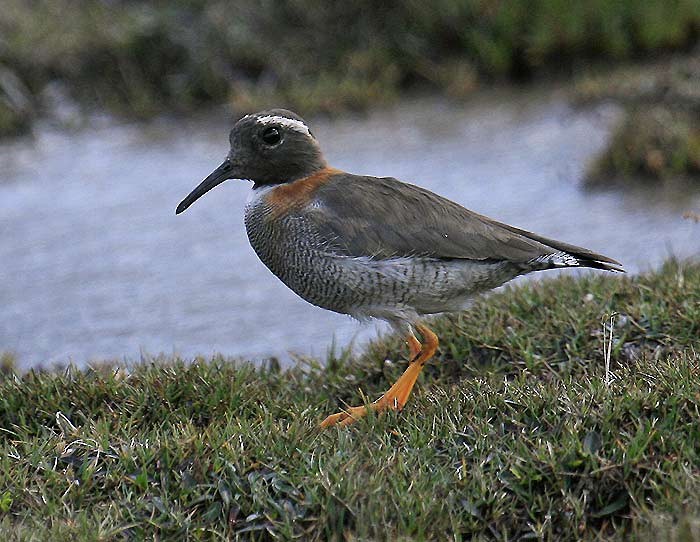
(176, 109, 325, 214)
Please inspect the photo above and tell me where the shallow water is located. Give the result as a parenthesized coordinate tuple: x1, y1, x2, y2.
(2, 88, 699, 368)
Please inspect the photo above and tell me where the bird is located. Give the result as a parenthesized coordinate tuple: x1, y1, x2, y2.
(176, 108, 623, 428)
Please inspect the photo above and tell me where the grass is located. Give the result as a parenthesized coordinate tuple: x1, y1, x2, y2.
(1, 1, 700, 137)
(1, 259, 699, 540)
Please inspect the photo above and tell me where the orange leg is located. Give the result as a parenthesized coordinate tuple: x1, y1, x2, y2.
(320, 323, 439, 428)
(407, 333, 422, 360)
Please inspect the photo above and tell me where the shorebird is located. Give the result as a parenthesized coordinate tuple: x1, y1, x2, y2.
(176, 109, 623, 428)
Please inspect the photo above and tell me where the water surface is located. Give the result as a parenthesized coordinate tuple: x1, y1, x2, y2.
(1, 88, 699, 368)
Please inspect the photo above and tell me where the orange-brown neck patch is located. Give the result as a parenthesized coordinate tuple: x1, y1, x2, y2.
(265, 167, 341, 218)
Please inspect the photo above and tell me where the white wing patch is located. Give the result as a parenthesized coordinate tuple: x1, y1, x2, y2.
(256, 115, 311, 137)
(532, 251, 580, 267)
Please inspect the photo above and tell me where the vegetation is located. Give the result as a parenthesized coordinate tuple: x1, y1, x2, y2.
(2, 0, 700, 137)
(1, 260, 699, 540)
(586, 106, 700, 184)
(579, 53, 700, 185)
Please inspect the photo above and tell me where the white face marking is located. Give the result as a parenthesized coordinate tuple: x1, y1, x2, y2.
(256, 115, 312, 137)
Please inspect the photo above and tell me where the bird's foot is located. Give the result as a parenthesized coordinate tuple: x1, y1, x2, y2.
(319, 360, 426, 428)
(320, 323, 438, 429)
(319, 395, 400, 428)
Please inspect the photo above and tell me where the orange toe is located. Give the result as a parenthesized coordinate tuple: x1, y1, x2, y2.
(320, 323, 439, 429)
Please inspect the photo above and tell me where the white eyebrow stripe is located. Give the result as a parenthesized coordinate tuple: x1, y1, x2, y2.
(256, 115, 311, 137)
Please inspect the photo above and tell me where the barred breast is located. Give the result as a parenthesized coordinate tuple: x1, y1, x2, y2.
(244, 186, 520, 323)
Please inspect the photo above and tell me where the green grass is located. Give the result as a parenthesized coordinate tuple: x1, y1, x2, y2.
(1, 260, 699, 540)
(2, 1, 700, 137)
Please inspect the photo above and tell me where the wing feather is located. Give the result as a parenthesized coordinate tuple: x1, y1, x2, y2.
(306, 174, 622, 270)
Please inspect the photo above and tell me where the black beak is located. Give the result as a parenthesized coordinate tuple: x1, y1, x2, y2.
(176, 159, 236, 214)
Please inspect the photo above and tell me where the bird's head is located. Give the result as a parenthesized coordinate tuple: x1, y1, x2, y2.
(176, 109, 325, 214)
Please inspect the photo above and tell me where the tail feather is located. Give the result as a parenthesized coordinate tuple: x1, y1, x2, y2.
(529, 250, 625, 273)
(498, 223, 625, 273)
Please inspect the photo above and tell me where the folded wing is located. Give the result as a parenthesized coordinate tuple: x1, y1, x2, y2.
(308, 174, 623, 272)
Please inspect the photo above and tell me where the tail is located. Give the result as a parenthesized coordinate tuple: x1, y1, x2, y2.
(503, 226, 625, 273)
(528, 250, 625, 273)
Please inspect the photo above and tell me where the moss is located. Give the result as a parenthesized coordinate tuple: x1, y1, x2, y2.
(579, 52, 700, 185)
(586, 106, 700, 184)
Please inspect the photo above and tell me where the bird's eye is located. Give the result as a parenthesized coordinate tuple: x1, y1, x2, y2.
(261, 127, 281, 145)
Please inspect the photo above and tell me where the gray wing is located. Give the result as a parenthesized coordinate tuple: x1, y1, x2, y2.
(308, 174, 622, 271)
